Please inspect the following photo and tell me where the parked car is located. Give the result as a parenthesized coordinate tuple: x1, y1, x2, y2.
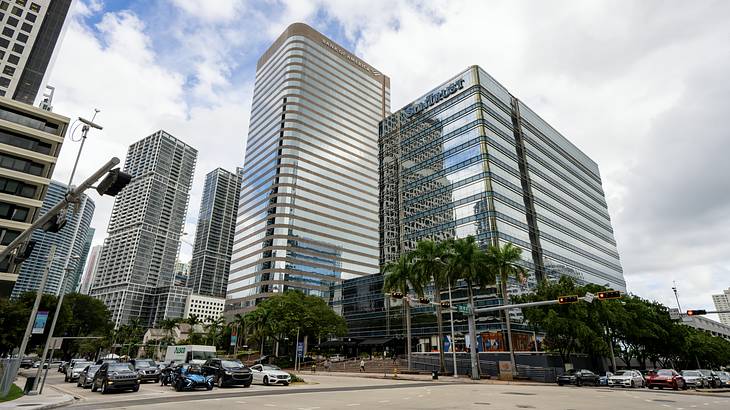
(172, 363, 213, 391)
(599, 372, 613, 386)
(717, 371, 730, 388)
(557, 369, 599, 387)
(202, 359, 252, 388)
(131, 359, 160, 383)
(91, 362, 140, 394)
(77, 365, 101, 389)
(697, 369, 721, 388)
(328, 354, 346, 363)
(250, 364, 291, 386)
(607, 370, 644, 388)
(680, 370, 707, 388)
(646, 369, 687, 390)
(20, 358, 34, 369)
(95, 358, 119, 365)
(65, 360, 93, 382)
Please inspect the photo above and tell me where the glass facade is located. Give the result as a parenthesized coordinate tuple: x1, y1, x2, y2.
(227, 23, 390, 312)
(380, 66, 625, 292)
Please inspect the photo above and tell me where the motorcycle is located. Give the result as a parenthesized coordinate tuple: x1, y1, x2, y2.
(160, 364, 176, 386)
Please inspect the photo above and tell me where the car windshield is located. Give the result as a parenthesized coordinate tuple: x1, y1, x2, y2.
(682, 371, 700, 376)
(657, 370, 673, 376)
(88, 365, 101, 373)
(698, 370, 712, 376)
(184, 365, 202, 374)
(73, 361, 92, 369)
(615, 371, 630, 376)
(222, 360, 244, 368)
(263, 365, 281, 371)
(135, 360, 154, 368)
(109, 364, 134, 372)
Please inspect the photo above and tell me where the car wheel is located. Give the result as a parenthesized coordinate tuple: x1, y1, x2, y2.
(283, 382, 289, 386)
(682, 381, 688, 391)
(101, 381, 108, 394)
(133, 385, 139, 392)
(631, 380, 635, 388)
(244, 382, 251, 388)
(264, 376, 270, 386)
(217, 375, 223, 388)
(647, 385, 653, 389)
(207, 384, 213, 391)
(575, 379, 582, 387)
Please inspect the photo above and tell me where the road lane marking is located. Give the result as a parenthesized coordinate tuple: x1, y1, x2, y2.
(346, 404, 360, 407)
(378, 400, 390, 403)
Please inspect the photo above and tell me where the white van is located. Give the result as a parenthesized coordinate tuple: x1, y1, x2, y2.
(164, 345, 216, 365)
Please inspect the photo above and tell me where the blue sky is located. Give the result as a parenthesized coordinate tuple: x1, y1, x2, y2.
(45, 0, 730, 316)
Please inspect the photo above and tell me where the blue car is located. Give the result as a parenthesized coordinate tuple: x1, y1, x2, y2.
(173, 364, 214, 392)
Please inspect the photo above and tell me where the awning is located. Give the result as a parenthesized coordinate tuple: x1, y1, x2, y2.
(318, 339, 361, 348)
(358, 338, 395, 346)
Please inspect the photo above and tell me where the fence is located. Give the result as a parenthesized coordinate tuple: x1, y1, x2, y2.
(0, 358, 20, 397)
(410, 352, 567, 382)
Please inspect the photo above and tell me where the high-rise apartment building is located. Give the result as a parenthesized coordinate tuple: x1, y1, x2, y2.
(713, 288, 730, 326)
(380, 66, 625, 291)
(188, 167, 241, 298)
(0, 96, 67, 297)
(90, 130, 197, 327)
(173, 259, 189, 287)
(227, 23, 389, 312)
(0, 0, 73, 104)
(71, 226, 93, 289)
(77, 244, 100, 295)
(11, 179, 94, 297)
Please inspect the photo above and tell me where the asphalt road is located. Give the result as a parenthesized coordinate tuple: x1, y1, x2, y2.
(39, 371, 730, 410)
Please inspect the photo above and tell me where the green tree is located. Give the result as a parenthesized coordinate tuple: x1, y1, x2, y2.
(383, 253, 422, 371)
(485, 242, 527, 374)
(443, 236, 493, 379)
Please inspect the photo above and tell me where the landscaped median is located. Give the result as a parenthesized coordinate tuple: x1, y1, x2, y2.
(0, 377, 75, 410)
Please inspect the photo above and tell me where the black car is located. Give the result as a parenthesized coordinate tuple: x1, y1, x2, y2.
(77, 365, 102, 389)
(91, 362, 140, 394)
(131, 359, 160, 383)
(557, 369, 600, 386)
(202, 359, 252, 388)
(698, 369, 721, 388)
(172, 363, 213, 391)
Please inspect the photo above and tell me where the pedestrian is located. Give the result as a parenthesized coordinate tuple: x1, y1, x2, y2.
(311, 363, 317, 373)
(324, 359, 331, 372)
(359, 359, 365, 373)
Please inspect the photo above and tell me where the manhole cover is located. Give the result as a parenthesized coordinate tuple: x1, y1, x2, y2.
(502, 392, 536, 396)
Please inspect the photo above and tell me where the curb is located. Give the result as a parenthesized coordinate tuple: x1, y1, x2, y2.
(35, 395, 75, 410)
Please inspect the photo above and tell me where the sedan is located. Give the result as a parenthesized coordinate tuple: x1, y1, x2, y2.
(608, 370, 645, 388)
(202, 359, 252, 388)
(77, 365, 102, 389)
(646, 369, 687, 390)
(557, 369, 599, 387)
(717, 371, 730, 388)
(250, 364, 291, 386)
(681, 370, 707, 388)
(66, 360, 94, 382)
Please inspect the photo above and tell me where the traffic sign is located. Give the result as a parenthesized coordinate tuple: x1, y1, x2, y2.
(669, 308, 681, 320)
(456, 305, 471, 315)
(584, 292, 595, 303)
(297, 342, 304, 358)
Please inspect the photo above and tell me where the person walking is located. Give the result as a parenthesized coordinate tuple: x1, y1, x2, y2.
(359, 359, 365, 373)
(324, 359, 331, 372)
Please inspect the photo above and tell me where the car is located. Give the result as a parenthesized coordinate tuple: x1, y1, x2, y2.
(717, 371, 730, 388)
(91, 362, 140, 394)
(697, 369, 721, 388)
(646, 369, 687, 390)
(608, 370, 645, 388)
(557, 369, 599, 387)
(77, 365, 102, 389)
(65, 360, 93, 382)
(131, 359, 160, 383)
(172, 363, 213, 391)
(599, 372, 613, 386)
(58, 361, 67, 373)
(202, 359, 252, 388)
(328, 354, 346, 363)
(20, 358, 34, 369)
(95, 358, 120, 365)
(680, 370, 707, 388)
(250, 364, 291, 386)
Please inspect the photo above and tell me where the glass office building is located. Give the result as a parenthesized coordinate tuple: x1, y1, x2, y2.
(227, 23, 390, 313)
(380, 66, 625, 291)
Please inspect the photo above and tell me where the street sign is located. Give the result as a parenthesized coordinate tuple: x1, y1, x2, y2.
(456, 305, 471, 315)
(584, 292, 595, 303)
(669, 308, 681, 320)
(51, 337, 63, 350)
(297, 342, 304, 358)
(32, 311, 49, 334)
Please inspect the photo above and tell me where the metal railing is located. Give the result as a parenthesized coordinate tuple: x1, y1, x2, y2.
(0, 358, 21, 397)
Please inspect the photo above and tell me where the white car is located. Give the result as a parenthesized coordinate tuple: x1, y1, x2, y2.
(608, 370, 645, 388)
(250, 364, 291, 386)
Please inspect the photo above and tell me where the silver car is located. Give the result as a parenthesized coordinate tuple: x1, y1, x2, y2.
(681, 370, 707, 388)
(608, 370, 645, 388)
(77, 365, 102, 389)
(66, 360, 93, 382)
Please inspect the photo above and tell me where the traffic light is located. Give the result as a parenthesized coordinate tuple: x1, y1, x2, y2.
(687, 309, 707, 316)
(96, 168, 132, 196)
(42, 209, 67, 233)
(440, 301, 451, 308)
(558, 295, 579, 304)
(418, 297, 430, 304)
(597, 290, 622, 300)
(390, 292, 404, 299)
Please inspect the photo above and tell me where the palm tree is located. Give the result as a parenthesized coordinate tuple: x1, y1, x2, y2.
(444, 236, 494, 380)
(486, 242, 528, 376)
(228, 313, 246, 354)
(206, 316, 226, 347)
(382, 253, 423, 371)
(412, 239, 449, 373)
(245, 307, 272, 355)
(159, 318, 179, 341)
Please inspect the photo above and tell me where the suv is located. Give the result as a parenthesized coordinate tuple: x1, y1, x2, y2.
(91, 362, 140, 394)
(202, 358, 252, 388)
(131, 359, 160, 383)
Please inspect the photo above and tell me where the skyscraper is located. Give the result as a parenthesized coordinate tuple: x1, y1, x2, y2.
(380, 66, 625, 291)
(77, 244, 101, 295)
(227, 23, 389, 312)
(11, 179, 95, 297)
(713, 288, 730, 326)
(0, 0, 74, 104)
(90, 130, 197, 327)
(188, 167, 242, 298)
(0, 96, 67, 297)
(71, 226, 93, 290)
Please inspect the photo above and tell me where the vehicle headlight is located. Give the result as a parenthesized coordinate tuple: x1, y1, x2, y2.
(225, 371, 232, 375)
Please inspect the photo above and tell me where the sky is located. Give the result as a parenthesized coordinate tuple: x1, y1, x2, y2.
(45, 0, 730, 318)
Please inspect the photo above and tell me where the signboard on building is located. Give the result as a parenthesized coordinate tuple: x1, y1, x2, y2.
(32, 311, 49, 334)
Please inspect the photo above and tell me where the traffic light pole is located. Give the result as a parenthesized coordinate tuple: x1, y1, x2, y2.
(0, 157, 120, 263)
(472, 296, 595, 314)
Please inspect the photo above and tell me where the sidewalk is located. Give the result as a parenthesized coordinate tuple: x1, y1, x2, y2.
(0, 377, 75, 410)
(298, 370, 543, 386)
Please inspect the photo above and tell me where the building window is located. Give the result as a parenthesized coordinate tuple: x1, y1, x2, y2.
(7, 54, 18, 65)
(16, 32, 27, 43)
(0, 38, 9, 48)
(12, 43, 22, 53)
(2, 66, 15, 76)
(0, 228, 20, 245)
(2, 28, 14, 38)
(29, 2, 38, 12)
(0, 2, 7, 11)
(24, 12, 34, 22)
(10, 6, 21, 17)
(20, 22, 31, 33)
(0, 77, 9, 87)
(6, 16, 18, 27)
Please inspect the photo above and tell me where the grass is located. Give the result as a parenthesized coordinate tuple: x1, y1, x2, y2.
(289, 373, 305, 383)
(0, 385, 23, 403)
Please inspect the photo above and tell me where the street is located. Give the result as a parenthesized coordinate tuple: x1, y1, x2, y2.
(36, 371, 730, 410)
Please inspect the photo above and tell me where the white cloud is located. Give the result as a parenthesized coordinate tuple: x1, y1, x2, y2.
(169, 0, 246, 22)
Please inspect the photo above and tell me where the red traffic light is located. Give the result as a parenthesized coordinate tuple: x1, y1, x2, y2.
(597, 290, 622, 300)
(687, 309, 707, 316)
(558, 295, 579, 304)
